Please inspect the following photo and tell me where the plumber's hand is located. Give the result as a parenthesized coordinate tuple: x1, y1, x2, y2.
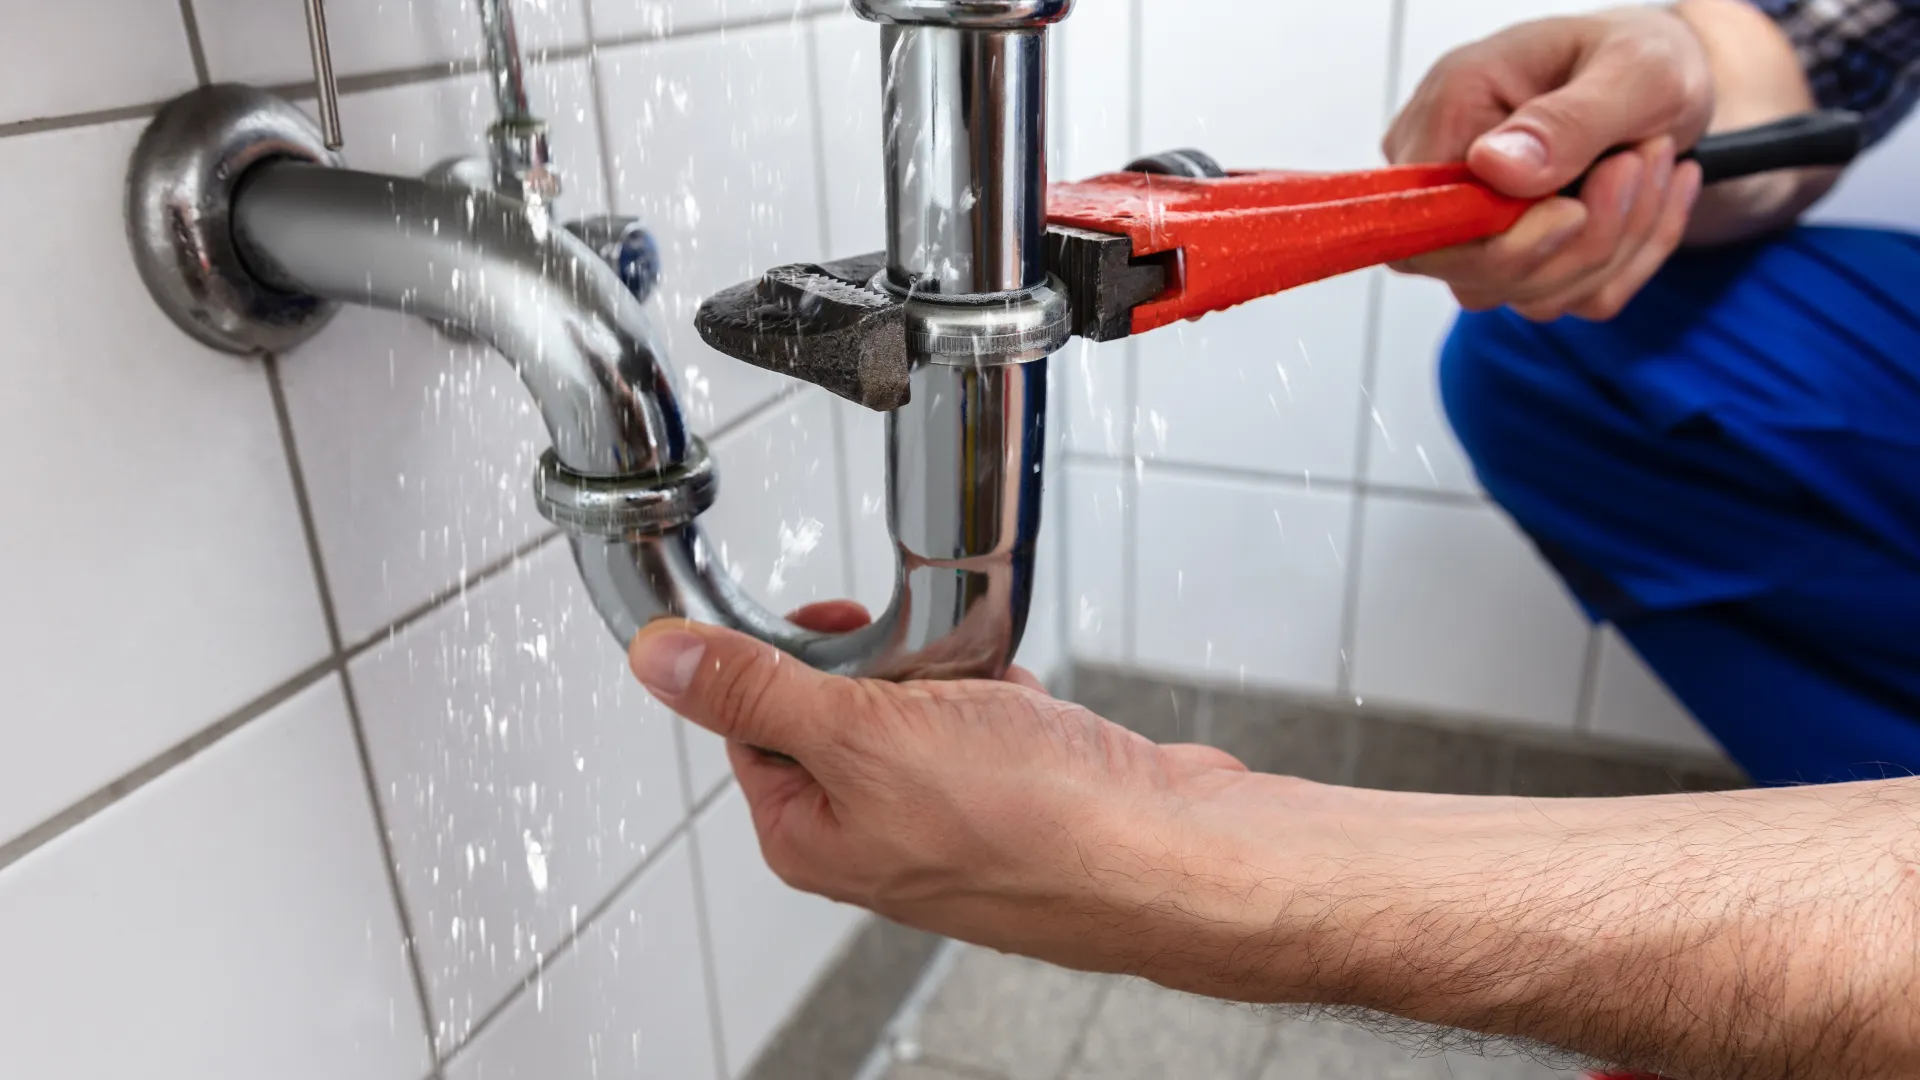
(627, 606, 1310, 986)
(1384, 4, 1714, 321)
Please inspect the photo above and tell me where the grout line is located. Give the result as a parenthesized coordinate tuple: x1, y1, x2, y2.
(684, 806, 736, 1080)
(267, 354, 441, 1062)
(577, 0, 624, 215)
(1336, 271, 1390, 699)
(801, 16, 839, 258)
(338, 669, 443, 1065)
(443, 779, 738, 1069)
(0, 101, 168, 139)
(341, 530, 564, 664)
(441, 812, 692, 1063)
(1064, 451, 1490, 508)
(0, 7, 851, 143)
(1574, 625, 1605, 734)
(1382, 0, 1412, 118)
(264, 357, 348, 657)
(0, 655, 339, 874)
(177, 0, 212, 87)
(707, 384, 808, 449)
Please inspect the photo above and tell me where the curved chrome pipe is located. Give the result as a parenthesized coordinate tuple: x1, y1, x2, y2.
(234, 161, 683, 479)
(227, 155, 1044, 679)
(570, 359, 1046, 679)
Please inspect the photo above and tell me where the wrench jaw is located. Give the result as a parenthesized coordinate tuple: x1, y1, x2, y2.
(693, 253, 912, 413)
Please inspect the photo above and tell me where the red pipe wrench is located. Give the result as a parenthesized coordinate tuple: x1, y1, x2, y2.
(1045, 110, 1864, 341)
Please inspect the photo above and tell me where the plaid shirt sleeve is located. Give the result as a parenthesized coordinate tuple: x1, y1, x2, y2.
(1749, 0, 1920, 145)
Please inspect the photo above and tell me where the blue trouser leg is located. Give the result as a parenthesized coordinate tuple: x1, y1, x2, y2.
(1440, 226, 1920, 785)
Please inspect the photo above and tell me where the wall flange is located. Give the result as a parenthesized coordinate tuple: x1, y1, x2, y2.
(126, 84, 342, 356)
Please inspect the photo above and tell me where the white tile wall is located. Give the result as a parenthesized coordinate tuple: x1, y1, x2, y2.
(1140, 0, 1393, 171)
(0, 4, 1069, 1077)
(0, 678, 430, 1080)
(1352, 499, 1590, 728)
(1064, 460, 1131, 663)
(351, 541, 690, 1051)
(0, 120, 331, 848)
(195, 0, 589, 87)
(811, 11, 889, 259)
(445, 836, 722, 1080)
(696, 784, 865, 1077)
(1368, 272, 1480, 494)
(1135, 273, 1373, 482)
(596, 24, 822, 434)
(0, 0, 198, 124)
(1135, 472, 1353, 693)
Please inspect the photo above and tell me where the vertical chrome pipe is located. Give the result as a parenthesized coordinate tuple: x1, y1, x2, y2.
(877, 22, 1050, 295)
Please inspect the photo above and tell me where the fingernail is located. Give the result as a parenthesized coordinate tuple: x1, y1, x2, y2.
(1536, 213, 1585, 259)
(1479, 128, 1549, 169)
(1615, 157, 1644, 220)
(1651, 143, 1675, 196)
(633, 629, 706, 697)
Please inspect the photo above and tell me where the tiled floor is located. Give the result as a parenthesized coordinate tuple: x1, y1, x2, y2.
(884, 949, 1586, 1080)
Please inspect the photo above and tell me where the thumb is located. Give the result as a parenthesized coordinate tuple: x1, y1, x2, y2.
(1468, 50, 1683, 198)
(629, 620, 848, 760)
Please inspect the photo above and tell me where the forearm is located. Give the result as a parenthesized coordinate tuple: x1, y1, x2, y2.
(1674, 0, 1842, 243)
(1163, 779, 1920, 1077)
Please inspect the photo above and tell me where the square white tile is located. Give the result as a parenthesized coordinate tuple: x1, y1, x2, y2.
(0, 677, 429, 1080)
(1396, 0, 1598, 109)
(279, 66, 612, 643)
(1352, 496, 1591, 727)
(1062, 337, 1131, 460)
(0, 0, 198, 124)
(1141, 0, 1394, 171)
(1366, 272, 1480, 494)
(1064, 460, 1131, 663)
(696, 784, 865, 1077)
(1588, 627, 1725, 757)
(1057, 0, 1135, 179)
(681, 390, 853, 801)
(1135, 272, 1373, 482)
(0, 121, 331, 848)
(444, 836, 722, 1080)
(350, 541, 689, 1052)
(1134, 472, 1353, 692)
(196, 0, 588, 87)
(596, 25, 824, 434)
(810, 11, 889, 259)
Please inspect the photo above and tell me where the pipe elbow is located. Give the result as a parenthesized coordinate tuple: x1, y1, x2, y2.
(232, 160, 689, 479)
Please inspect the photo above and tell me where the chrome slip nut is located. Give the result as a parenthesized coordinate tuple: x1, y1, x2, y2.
(534, 441, 720, 537)
(852, 0, 1072, 29)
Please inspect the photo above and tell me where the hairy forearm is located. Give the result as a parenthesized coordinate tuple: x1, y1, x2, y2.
(1676, 0, 1843, 243)
(1148, 779, 1920, 1078)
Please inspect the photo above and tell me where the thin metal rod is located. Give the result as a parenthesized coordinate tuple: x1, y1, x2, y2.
(477, 0, 533, 122)
(301, 0, 344, 148)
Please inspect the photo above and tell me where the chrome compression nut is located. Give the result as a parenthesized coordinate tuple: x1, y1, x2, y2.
(534, 440, 720, 536)
(898, 276, 1072, 365)
(852, 0, 1071, 28)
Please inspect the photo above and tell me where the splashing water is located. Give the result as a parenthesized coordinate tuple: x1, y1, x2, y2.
(523, 831, 550, 895)
(767, 517, 825, 595)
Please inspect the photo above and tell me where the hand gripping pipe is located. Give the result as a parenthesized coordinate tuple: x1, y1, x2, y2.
(125, 0, 1071, 682)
